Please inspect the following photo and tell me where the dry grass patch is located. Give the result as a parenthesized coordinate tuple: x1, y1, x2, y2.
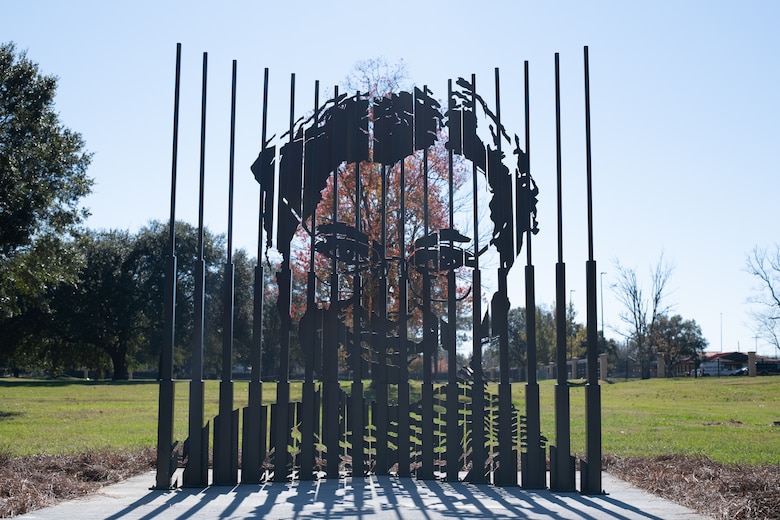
(605, 454, 780, 520)
(0, 448, 155, 518)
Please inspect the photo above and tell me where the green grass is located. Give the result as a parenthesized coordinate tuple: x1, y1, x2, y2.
(1, 377, 779, 464)
(530, 377, 780, 465)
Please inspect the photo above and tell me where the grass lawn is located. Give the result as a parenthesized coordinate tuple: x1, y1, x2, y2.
(1, 376, 779, 464)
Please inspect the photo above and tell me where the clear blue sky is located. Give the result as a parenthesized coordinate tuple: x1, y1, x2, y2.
(3, 0, 780, 356)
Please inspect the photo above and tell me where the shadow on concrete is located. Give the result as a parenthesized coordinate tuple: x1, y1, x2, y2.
(93, 474, 679, 520)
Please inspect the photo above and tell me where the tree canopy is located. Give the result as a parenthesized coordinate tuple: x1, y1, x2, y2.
(651, 314, 707, 375)
(0, 42, 93, 319)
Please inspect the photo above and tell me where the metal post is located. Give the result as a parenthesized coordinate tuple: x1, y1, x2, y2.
(551, 52, 575, 491)
(272, 73, 296, 483)
(493, 68, 516, 487)
(374, 162, 390, 476)
(445, 79, 460, 482)
(184, 50, 208, 488)
(396, 153, 411, 478)
(214, 60, 239, 486)
(419, 98, 435, 480)
(351, 97, 365, 478)
(242, 67, 270, 485)
(155, 42, 181, 490)
(468, 74, 487, 485)
(324, 86, 341, 480)
(299, 80, 320, 481)
(582, 45, 603, 494)
(521, 61, 545, 489)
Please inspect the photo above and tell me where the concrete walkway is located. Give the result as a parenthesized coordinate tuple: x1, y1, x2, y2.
(17, 471, 708, 519)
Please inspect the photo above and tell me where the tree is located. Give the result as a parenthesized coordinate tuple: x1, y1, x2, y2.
(129, 221, 240, 378)
(48, 230, 145, 380)
(0, 219, 262, 379)
(204, 247, 258, 378)
(651, 314, 708, 376)
(746, 245, 780, 356)
(613, 254, 674, 378)
(0, 42, 93, 320)
(488, 304, 580, 379)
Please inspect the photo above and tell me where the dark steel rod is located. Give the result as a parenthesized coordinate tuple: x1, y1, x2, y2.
(374, 160, 389, 475)
(419, 85, 435, 480)
(272, 73, 296, 482)
(226, 60, 237, 263)
(522, 60, 545, 489)
(494, 67, 516, 487)
(299, 80, 320, 481)
(156, 41, 181, 491)
(184, 50, 208, 488)
(324, 85, 341, 479)
(214, 60, 239, 486)
(243, 67, 270, 485)
(167, 44, 181, 256)
(584, 46, 594, 262)
(351, 90, 365, 478)
(469, 73, 487, 485)
(445, 79, 459, 482)
(397, 154, 410, 478)
(524, 61, 532, 268)
(221, 59, 238, 380)
(583, 45, 603, 494)
(551, 52, 575, 492)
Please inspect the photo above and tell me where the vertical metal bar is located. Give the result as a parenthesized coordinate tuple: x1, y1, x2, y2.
(469, 73, 487, 485)
(324, 87, 341, 479)
(273, 73, 296, 483)
(214, 60, 239, 486)
(374, 161, 389, 475)
(522, 60, 545, 489)
(585, 47, 595, 262)
(303, 75, 319, 380)
(243, 68, 269, 485)
(551, 51, 575, 492)
(397, 155, 411, 478)
(184, 50, 208, 488)
(156, 42, 181, 491)
(494, 67, 516, 487)
(419, 86, 435, 480)
(445, 79, 459, 482)
(166, 45, 181, 259)
(299, 80, 320, 481)
(582, 45, 603, 494)
(351, 93, 365, 478)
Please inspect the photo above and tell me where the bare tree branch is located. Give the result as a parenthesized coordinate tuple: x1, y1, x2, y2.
(746, 245, 780, 352)
(612, 254, 675, 377)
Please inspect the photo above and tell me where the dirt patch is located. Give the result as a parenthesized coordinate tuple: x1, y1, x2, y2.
(0, 448, 155, 518)
(604, 454, 780, 520)
(703, 419, 744, 426)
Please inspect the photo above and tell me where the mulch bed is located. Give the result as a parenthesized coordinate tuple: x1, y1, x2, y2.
(1, 450, 778, 519)
(0, 448, 155, 517)
(604, 454, 780, 520)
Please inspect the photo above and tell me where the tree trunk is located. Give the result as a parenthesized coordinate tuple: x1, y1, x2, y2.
(109, 347, 129, 380)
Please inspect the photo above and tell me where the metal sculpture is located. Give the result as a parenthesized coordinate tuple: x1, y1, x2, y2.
(155, 44, 602, 495)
